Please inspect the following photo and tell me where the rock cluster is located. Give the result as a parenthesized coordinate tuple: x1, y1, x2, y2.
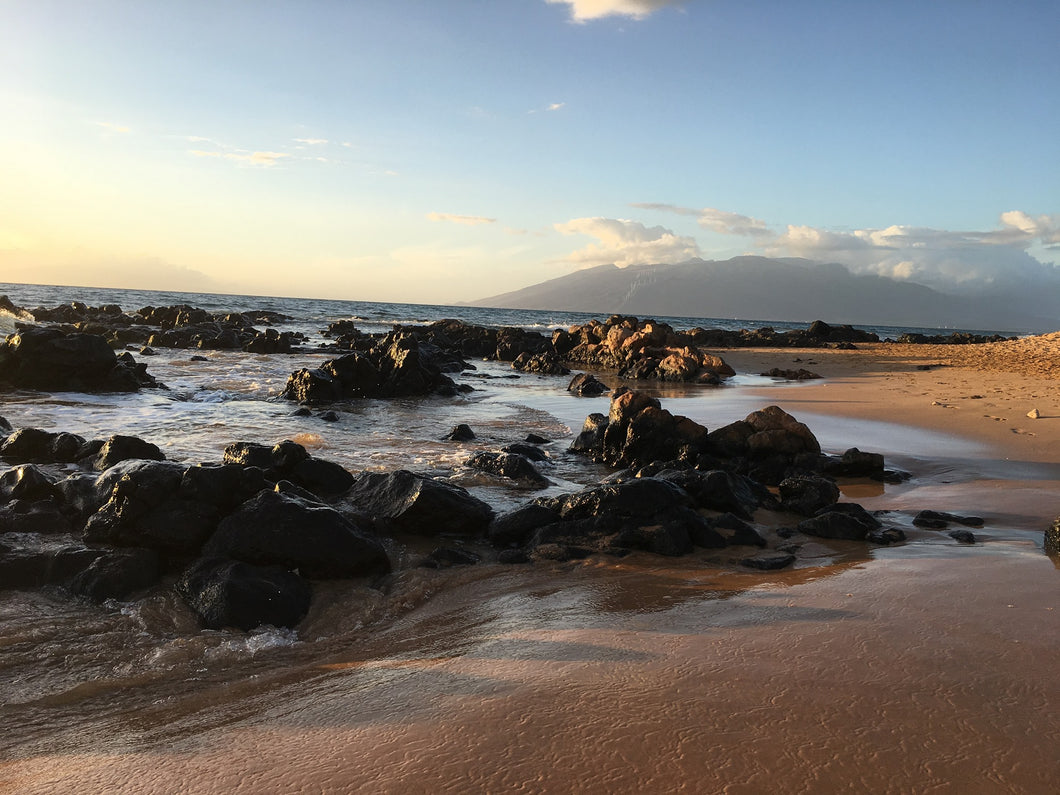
(553, 316, 736, 384)
(0, 418, 493, 631)
(281, 329, 469, 402)
(1, 296, 304, 353)
(473, 388, 976, 564)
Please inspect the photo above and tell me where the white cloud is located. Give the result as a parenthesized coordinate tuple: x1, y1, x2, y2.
(765, 214, 1060, 294)
(634, 203, 772, 237)
(546, 0, 682, 22)
(190, 149, 291, 166)
(637, 201, 1060, 294)
(427, 212, 497, 226)
(556, 216, 701, 266)
(548, 102, 566, 111)
(294, 137, 328, 145)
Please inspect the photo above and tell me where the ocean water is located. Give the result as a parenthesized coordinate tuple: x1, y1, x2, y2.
(1, 282, 1057, 792)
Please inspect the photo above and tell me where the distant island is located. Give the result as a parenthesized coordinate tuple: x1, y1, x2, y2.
(470, 256, 1058, 333)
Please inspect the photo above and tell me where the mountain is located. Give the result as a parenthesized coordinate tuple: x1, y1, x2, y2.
(470, 256, 1055, 332)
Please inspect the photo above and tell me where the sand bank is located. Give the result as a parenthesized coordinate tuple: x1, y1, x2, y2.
(724, 333, 1060, 465)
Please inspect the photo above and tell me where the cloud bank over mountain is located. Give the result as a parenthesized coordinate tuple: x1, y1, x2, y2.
(550, 205, 1060, 319)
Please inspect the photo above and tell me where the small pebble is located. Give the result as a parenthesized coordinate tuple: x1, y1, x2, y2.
(1027, 408, 1040, 419)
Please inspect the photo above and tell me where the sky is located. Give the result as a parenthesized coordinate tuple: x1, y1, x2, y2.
(1, 0, 1058, 305)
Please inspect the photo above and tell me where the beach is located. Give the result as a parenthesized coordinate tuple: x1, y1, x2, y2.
(3, 332, 1058, 794)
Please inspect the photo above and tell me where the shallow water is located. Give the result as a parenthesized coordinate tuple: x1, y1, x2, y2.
(1, 284, 1057, 792)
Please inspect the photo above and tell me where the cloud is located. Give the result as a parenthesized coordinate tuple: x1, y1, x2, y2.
(190, 149, 291, 166)
(427, 212, 497, 226)
(95, 121, 130, 133)
(764, 213, 1060, 295)
(634, 203, 773, 237)
(546, 0, 682, 22)
(548, 102, 566, 111)
(294, 137, 328, 145)
(555, 216, 701, 266)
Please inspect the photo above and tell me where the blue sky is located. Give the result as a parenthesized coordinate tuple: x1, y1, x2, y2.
(1, 0, 1058, 304)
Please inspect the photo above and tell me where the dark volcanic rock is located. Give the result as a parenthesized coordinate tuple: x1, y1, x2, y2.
(947, 529, 977, 544)
(779, 475, 841, 516)
(0, 465, 57, 502)
(761, 368, 821, 381)
(740, 552, 796, 570)
(820, 448, 886, 479)
(93, 435, 165, 471)
(445, 424, 476, 442)
(913, 509, 985, 528)
(656, 469, 762, 520)
(0, 428, 88, 464)
(177, 557, 312, 630)
(0, 540, 104, 590)
(1044, 517, 1060, 556)
(466, 451, 550, 489)
(573, 388, 710, 471)
(67, 548, 162, 602)
(346, 470, 493, 536)
(205, 490, 390, 578)
(567, 373, 609, 396)
(282, 331, 460, 403)
(0, 326, 158, 391)
(709, 513, 767, 547)
(488, 503, 563, 548)
(798, 507, 878, 540)
(512, 351, 569, 375)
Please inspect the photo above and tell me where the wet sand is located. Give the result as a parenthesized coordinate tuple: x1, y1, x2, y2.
(3, 335, 1059, 793)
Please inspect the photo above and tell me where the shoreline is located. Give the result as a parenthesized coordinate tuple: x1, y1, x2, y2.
(722, 337, 1060, 467)
(3, 327, 1059, 793)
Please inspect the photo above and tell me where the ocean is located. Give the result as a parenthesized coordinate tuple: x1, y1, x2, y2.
(1, 282, 1056, 792)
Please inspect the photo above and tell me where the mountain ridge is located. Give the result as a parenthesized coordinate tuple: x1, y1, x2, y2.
(469, 256, 1056, 333)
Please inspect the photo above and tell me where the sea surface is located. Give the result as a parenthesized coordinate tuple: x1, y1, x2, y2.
(1, 282, 1057, 792)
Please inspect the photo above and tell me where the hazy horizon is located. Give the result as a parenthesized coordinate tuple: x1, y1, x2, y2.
(2, 1, 1058, 312)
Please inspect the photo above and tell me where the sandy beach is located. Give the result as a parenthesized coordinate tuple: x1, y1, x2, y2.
(3, 335, 1059, 794)
(726, 333, 1060, 466)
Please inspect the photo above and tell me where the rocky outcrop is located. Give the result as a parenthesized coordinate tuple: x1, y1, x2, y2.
(0, 327, 159, 392)
(4, 297, 304, 353)
(570, 388, 711, 471)
(281, 330, 463, 403)
(556, 316, 735, 384)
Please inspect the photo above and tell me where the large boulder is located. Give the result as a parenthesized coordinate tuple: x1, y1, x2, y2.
(93, 434, 165, 471)
(346, 469, 494, 536)
(177, 557, 312, 630)
(778, 475, 841, 516)
(655, 468, 763, 520)
(67, 548, 161, 602)
(83, 461, 219, 554)
(0, 428, 89, 464)
(205, 490, 391, 578)
(0, 327, 157, 391)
